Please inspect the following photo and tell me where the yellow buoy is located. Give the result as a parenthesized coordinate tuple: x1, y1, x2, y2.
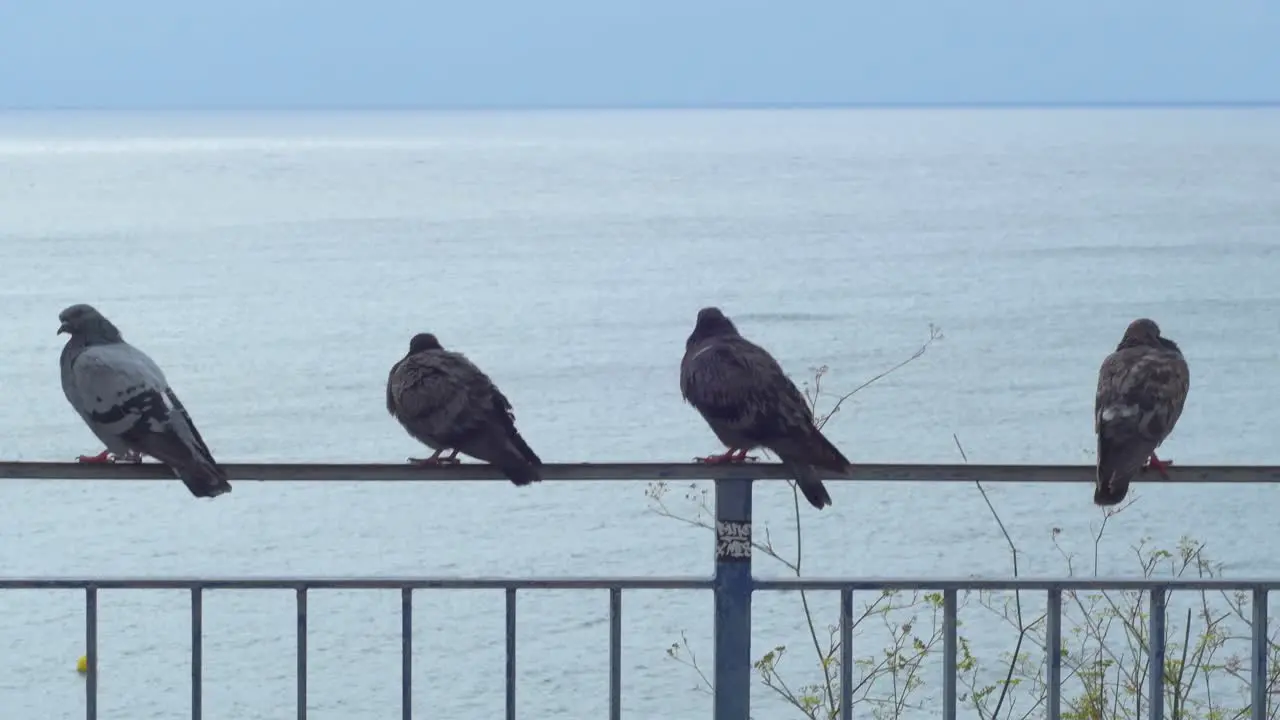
(76, 655, 88, 674)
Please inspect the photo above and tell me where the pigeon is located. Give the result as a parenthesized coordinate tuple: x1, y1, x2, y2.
(1093, 318, 1190, 506)
(386, 332, 543, 486)
(57, 303, 231, 498)
(679, 306, 851, 509)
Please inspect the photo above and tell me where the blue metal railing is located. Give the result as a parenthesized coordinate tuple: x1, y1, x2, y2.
(1, 461, 1277, 720)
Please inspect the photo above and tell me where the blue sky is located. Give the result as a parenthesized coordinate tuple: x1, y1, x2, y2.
(1, 0, 1277, 109)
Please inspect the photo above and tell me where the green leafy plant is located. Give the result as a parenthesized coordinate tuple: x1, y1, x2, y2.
(961, 508, 1280, 720)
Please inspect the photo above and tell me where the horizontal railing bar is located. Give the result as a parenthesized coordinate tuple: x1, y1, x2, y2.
(0, 576, 1278, 590)
(1, 461, 1278, 483)
(755, 578, 1280, 590)
(0, 577, 715, 590)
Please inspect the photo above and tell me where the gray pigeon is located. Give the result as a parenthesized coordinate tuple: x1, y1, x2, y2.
(680, 306, 850, 509)
(57, 303, 231, 498)
(386, 333, 542, 486)
(1094, 318, 1190, 506)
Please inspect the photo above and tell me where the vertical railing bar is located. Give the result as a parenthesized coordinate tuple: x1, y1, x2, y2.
(1251, 587, 1269, 720)
(192, 588, 203, 720)
(840, 589, 854, 720)
(506, 587, 517, 720)
(297, 587, 308, 720)
(1148, 586, 1166, 720)
(713, 476, 753, 720)
(942, 589, 957, 720)
(609, 587, 622, 720)
(86, 586, 98, 720)
(402, 587, 413, 720)
(1046, 588, 1062, 720)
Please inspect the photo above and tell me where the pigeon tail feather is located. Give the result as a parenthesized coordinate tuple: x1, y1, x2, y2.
(1093, 474, 1130, 506)
(498, 460, 542, 487)
(784, 461, 833, 509)
(773, 427, 851, 475)
(455, 431, 543, 487)
(175, 460, 232, 499)
(490, 433, 543, 486)
(505, 426, 542, 466)
(808, 429, 852, 473)
(1094, 434, 1151, 507)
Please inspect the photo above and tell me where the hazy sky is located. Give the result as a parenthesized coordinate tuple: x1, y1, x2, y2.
(1, 0, 1277, 109)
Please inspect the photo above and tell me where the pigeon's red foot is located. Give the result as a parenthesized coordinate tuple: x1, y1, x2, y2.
(77, 449, 144, 464)
(76, 450, 112, 464)
(1144, 453, 1174, 479)
(694, 448, 758, 464)
(408, 449, 461, 466)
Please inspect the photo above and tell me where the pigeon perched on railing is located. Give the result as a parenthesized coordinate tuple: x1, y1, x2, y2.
(1094, 318, 1191, 506)
(57, 303, 231, 498)
(386, 333, 543, 486)
(679, 306, 851, 510)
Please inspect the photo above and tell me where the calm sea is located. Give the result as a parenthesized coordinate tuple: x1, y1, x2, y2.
(0, 108, 1277, 719)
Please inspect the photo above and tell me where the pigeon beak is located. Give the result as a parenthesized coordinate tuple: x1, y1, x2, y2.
(57, 322, 70, 335)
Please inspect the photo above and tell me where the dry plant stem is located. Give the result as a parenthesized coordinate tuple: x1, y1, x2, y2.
(812, 324, 942, 433)
(788, 481, 838, 712)
(793, 325, 940, 713)
(954, 433, 1033, 720)
(668, 631, 713, 695)
(979, 492, 1274, 720)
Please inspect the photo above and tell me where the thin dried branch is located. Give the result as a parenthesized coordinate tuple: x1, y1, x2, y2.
(956, 432, 1036, 720)
(812, 324, 943, 432)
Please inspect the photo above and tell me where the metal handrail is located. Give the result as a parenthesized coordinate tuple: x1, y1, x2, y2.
(1, 461, 1278, 483)
(2, 462, 1275, 720)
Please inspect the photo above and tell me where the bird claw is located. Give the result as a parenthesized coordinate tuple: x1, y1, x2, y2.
(407, 455, 461, 466)
(694, 451, 758, 464)
(76, 449, 143, 464)
(1143, 455, 1174, 479)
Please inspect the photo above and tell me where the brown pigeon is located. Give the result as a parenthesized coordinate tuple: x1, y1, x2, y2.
(387, 333, 542, 486)
(1093, 318, 1190, 506)
(679, 306, 851, 509)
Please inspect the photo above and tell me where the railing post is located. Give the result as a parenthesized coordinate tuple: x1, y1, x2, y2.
(942, 589, 958, 720)
(1046, 588, 1062, 720)
(713, 476, 753, 720)
(1148, 587, 1166, 720)
(86, 587, 98, 720)
(1251, 588, 1269, 720)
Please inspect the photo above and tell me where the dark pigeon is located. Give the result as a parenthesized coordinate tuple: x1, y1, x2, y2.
(680, 306, 850, 509)
(58, 303, 231, 498)
(1094, 318, 1190, 506)
(387, 333, 542, 486)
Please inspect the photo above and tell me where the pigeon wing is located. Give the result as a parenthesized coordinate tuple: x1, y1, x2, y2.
(70, 343, 228, 495)
(60, 339, 125, 453)
(681, 336, 845, 509)
(390, 351, 491, 449)
(1094, 346, 1190, 499)
(450, 363, 543, 480)
(735, 340, 850, 471)
(68, 343, 173, 445)
(1095, 347, 1189, 447)
(681, 337, 816, 446)
(391, 351, 542, 484)
(381, 358, 396, 415)
(464, 378, 542, 466)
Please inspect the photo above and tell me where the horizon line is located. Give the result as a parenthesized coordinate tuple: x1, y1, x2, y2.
(1, 100, 1279, 113)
